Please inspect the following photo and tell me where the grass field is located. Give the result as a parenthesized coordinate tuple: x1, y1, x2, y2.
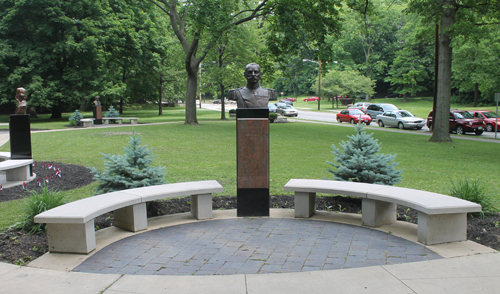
(1, 119, 499, 230)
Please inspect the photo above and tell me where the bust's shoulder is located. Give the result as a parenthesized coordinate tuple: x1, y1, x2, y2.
(262, 87, 277, 100)
(228, 87, 244, 100)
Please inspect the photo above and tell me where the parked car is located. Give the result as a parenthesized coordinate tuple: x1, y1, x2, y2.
(213, 99, 221, 104)
(348, 102, 371, 113)
(376, 110, 426, 130)
(274, 102, 288, 108)
(469, 110, 500, 132)
(336, 109, 372, 124)
(279, 99, 293, 106)
(268, 103, 277, 113)
(426, 109, 485, 135)
(365, 103, 399, 119)
(277, 105, 298, 117)
(304, 97, 319, 102)
(285, 97, 296, 102)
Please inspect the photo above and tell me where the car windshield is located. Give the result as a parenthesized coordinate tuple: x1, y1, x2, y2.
(384, 104, 398, 111)
(349, 109, 363, 115)
(455, 111, 474, 119)
(482, 112, 499, 118)
(398, 111, 413, 117)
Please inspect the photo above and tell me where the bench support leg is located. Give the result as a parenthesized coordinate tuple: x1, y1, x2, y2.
(6, 165, 30, 181)
(114, 203, 147, 232)
(46, 221, 96, 254)
(362, 199, 396, 227)
(294, 192, 316, 218)
(130, 119, 137, 125)
(418, 212, 467, 245)
(191, 193, 213, 220)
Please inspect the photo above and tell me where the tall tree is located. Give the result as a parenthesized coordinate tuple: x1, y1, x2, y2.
(408, 0, 500, 142)
(149, 0, 343, 125)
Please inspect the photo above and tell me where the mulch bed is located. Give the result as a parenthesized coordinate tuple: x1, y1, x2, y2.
(0, 162, 498, 265)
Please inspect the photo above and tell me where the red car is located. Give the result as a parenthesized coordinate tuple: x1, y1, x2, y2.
(469, 110, 500, 132)
(337, 109, 372, 124)
(285, 97, 296, 102)
(304, 97, 319, 101)
(427, 109, 485, 135)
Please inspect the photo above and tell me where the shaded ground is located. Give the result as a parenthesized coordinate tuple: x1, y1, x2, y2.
(0, 163, 498, 265)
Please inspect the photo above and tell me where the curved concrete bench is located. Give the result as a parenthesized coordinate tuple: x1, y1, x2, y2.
(34, 180, 223, 254)
(284, 179, 482, 245)
(80, 118, 95, 128)
(0, 159, 33, 181)
(102, 117, 139, 125)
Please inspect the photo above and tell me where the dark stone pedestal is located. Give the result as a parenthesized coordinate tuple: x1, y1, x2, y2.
(9, 114, 33, 175)
(236, 108, 269, 217)
(93, 105, 102, 124)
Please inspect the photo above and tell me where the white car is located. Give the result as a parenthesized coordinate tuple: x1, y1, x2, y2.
(376, 110, 426, 130)
(277, 105, 298, 117)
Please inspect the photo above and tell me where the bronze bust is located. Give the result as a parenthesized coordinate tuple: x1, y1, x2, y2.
(15, 87, 27, 114)
(228, 63, 276, 108)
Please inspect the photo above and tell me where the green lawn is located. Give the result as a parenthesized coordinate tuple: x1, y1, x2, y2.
(1, 120, 499, 230)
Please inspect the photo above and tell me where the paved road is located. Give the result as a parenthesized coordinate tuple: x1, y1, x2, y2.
(202, 103, 499, 141)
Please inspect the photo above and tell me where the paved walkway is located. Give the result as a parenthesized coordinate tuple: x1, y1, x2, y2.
(73, 218, 441, 276)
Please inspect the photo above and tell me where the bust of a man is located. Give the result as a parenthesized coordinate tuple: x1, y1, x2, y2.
(228, 63, 276, 108)
(15, 87, 27, 114)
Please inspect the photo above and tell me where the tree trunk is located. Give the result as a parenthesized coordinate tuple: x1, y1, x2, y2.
(429, 2, 455, 143)
(403, 93, 408, 103)
(158, 74, 163, 116)
(220, 83, 226, 120)
(185, 70, 198, 125)
(473, 83, 479, 107)
(50, 101, 62, 119)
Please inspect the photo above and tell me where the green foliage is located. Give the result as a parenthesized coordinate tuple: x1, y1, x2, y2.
(105, 106, 120, 123)
(90, 130, 166, 194)
(449, 178, 497, 215)
(269, 113, 278, 120)
(326, 123, 403, 185)
(68, 110, 84, 126)
(228, 109, 236, 114)
(16, 185, 65, 234)
(314, 69, 375, 98)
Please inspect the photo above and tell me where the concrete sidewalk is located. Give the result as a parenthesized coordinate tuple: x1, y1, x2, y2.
(7, 209, 497, 294)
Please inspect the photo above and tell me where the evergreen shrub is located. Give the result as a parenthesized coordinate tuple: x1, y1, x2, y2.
(68, 110, 83, 126)
(326, 123, 403, 185)
(90, 130, 166, 194)
(105, 106, 120, 123)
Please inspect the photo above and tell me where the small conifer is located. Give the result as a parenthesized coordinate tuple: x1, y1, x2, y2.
(326, 123, 403, 185)
(90, 130, 166, 194)
(68, 110, 83, 126)
(105, 106, 120, 123)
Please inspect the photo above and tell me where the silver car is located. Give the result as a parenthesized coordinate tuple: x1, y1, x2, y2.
(277, 105, 298, 117)
(376, 110, 426, 130)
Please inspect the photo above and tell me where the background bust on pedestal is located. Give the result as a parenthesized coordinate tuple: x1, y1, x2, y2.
(228, 63, 277, 108)
(14, 87, 27, 114)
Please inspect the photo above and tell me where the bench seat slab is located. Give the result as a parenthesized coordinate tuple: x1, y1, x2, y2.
(113, 203, 147, 232)
(418, 212, 467, 245)
(191, 194, 213, 220)
(294, 192, 316, 218)
(46, 221, 96, 254)
(361, 199, 397, 227)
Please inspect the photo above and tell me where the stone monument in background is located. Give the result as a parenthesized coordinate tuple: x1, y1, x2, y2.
(228, 63, 277, 217)
(10, 87, 33, 175)
(93, 96, 102, 124)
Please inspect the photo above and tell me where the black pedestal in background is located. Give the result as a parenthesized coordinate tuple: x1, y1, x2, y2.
(9, 114, 33, 175)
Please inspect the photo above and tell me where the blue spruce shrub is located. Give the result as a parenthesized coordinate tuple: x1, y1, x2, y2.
(90, 130, 166, 194)
(105, 106, 120, 123)
(68, 110, 83, 126)
(326, 123, 403, 185)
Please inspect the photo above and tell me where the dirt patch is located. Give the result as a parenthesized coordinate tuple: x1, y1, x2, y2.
(0, 164, 498, 265)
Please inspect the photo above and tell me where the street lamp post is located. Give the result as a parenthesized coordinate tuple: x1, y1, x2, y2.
(303, 59, 321, 111)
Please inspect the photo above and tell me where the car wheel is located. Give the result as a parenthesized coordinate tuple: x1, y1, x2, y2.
(295, 114, 298, 117)
(486, 124, 493, 132)
(398, 122, 404, 130)
(378, 120, 384, 127)
(456, 125, 464, 135)
(350, 119, 355, 124)
(416, 127, 422, 130)
(475, 130, 483, 135)
(337, 117, 342, 123)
